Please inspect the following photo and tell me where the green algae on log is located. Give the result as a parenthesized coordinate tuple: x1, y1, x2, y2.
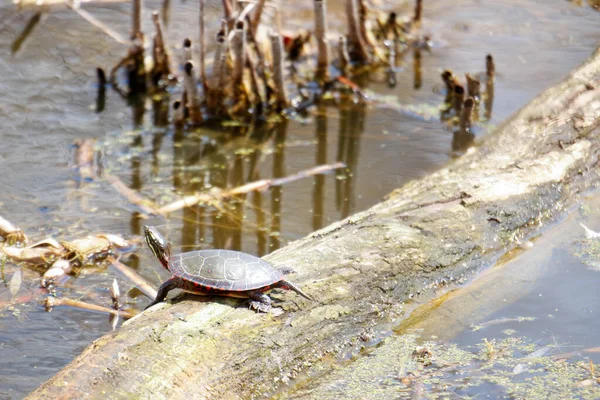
(27, 48, 600, 399)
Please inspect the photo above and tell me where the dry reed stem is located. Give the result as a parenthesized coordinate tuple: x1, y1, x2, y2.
(314, 0, 330, 79)
(132, 0, 142, 39)
(109, 257, 158, 299)
(460, 97, 474, 131)
(270, 30, 288, 108)
(159, 162, 346, 214)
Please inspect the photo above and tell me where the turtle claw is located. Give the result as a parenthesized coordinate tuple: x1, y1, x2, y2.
(248, 291, 272, 313)
(249, 300, 271, 313)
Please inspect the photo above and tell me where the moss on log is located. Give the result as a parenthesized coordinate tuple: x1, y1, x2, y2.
(28, 49, 600, 399)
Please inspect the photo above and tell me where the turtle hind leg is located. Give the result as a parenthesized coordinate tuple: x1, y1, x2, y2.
(248, 291, 272, 313)
(279, 280, 314, 301)
(145, 277, 181, 310)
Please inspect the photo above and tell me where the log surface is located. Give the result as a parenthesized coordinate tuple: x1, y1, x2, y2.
(28, 49, 600, 399)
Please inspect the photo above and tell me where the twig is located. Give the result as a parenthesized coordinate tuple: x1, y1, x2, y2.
(108, 257, 158, 300)
(45, 296, 137, 319)
(159, 162, 346, 214)
(105, 174, 159, 215)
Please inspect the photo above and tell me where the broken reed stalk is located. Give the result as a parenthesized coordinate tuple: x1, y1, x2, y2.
(486, 54, 495, 80)
(270, 31, 289, 109)
(105, 174, 159, 215)
(151, 11, 171, 85)
(453, 84, 465, 114)
(183, 62, 203, 124)
(108, 257, 158, 300)
(358, 0, 374, 49)
(45, 296, 137, 319)
(459, 97, 474, 131)
(183, 38, 192, 63)
(414, 0, 422, 23)
(338, 36, 350, 76)
(173, 99, 185, 128)
(132, 0, 142, 39)
(207, 33, 228, 112)
(199, 0, 207, 88)
(250, 0, 267, 32)
(231, 21, 246, 90)
(346, 0, 370, 62)
(222, 0, 234, 28)
(465, 73, 481, 100)
(314, 0, 330, 80)
(159, 162, 346, 214)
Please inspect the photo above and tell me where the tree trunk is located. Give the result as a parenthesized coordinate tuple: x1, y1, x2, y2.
(28, 48, 600, 399)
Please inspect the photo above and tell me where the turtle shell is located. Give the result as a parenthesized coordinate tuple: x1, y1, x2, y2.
(169, 249, 283, 291)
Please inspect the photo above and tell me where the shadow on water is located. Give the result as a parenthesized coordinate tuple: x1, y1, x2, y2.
(0, 0, 599, 397)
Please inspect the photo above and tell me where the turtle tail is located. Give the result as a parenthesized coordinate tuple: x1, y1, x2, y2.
(280, 280, 314, 301)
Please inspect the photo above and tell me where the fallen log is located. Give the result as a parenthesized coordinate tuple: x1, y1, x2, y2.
(28, 48, 600, 399)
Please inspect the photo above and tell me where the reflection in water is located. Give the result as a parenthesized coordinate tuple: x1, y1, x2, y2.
(484, 77, 495, 120)
(337, 100, 365, 219)
(413, 48, 422, 90)
(313, 105, 327, 231)
(270, 121, 287, 251)
(11, 12, 43, 54)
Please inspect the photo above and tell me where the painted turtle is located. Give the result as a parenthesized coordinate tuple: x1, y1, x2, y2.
(143, 226, 313, 312)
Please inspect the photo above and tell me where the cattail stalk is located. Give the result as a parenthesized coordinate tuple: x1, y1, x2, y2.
(314, 0, 330, 79)
(183, 62, 202, 124)
(270, 31, 288, 108)
(346, 0, 370, 62)
(338, 36, 350, 76)
(132, 0, 142, 39)
(465, 73, 481, 100)
(460, 97, 474, 131)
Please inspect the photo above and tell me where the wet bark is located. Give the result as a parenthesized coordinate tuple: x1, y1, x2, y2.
(28, 49, 600, 399)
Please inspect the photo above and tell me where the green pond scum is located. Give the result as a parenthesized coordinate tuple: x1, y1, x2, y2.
(284, 333, 600, 399)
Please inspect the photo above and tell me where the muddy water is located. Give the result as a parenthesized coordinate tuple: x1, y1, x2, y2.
(0, 0, 598, 398)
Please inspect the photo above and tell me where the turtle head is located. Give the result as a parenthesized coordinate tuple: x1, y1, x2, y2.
(144, 226, 171, 270)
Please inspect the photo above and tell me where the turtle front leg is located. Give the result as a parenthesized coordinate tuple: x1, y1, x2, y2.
(248, 291, 272, 313)
(145, 277, 181, 310)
